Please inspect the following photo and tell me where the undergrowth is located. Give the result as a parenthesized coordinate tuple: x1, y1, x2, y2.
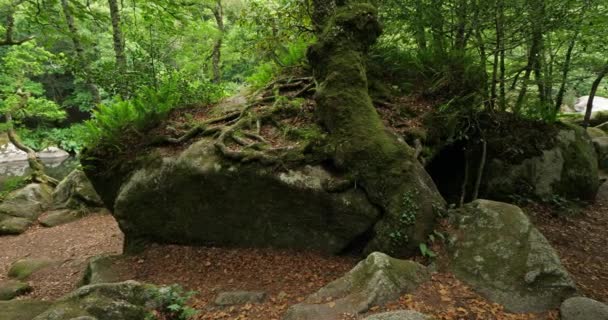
(83, 74, 225, 150)
(247, 38, 310, 89)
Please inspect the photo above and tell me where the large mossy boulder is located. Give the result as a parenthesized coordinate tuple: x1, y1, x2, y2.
(483, 124, 599, 202)
(0, 183, 53, 235)
(85, 136, 442, 255)
(448, 200, 577, 313)
(0, 300, 53, 320)
(284, 252, 430, 320)
(0, 183, 52, 220)
(52, 170, 104, 212)
(33, 281, 155, 320)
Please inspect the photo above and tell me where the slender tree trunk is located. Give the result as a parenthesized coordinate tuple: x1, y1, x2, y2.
(61, 0, 101, 104)
(454, 0, 468, 50)
(211, 0, 224, 84)
(429, 0, 445, 54)
(413, 0, 427, 50)
(309, 0, 445, 256)
(108, 0, 127, 98)
(583, 63, 608, 128)
(0, 0, 33, 46)
(472, 0, 489, 108)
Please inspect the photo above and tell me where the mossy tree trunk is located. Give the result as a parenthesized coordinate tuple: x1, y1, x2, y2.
(308, 0, 445, 256)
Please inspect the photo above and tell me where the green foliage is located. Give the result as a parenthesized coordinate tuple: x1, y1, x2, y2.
(247, 37, 310, 89)
(419, 243, 437, 259)
(146, 285, 198, 320)
(18, 124, 88, 154)
(0, 176, 28, 199)
(83, 76, 224, 149)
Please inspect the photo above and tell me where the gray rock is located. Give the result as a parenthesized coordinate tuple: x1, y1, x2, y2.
(52, 170, 104, 212)
(0, 183, 53, 220)
(560, 297, 608, 320)
(8, 258, 57, 280)
(484, 125, 599, 201)
(33, 281, 155, 320)
(593, 136, 608, 170)
(39, 210, 82, 228)
(449, 200, 577, 313)
(587, 127, 607, 139)
(364, 310, 434, 320)
(0, 300, 53, 320)
(0, 142, 28, 163)
(81, 255, 124, 285)
(0, 215, 33, 235)
(0, 280, 31, 300)
(214, 291, 267, 306)
(37, 147, 70, 160)
(284, 252, 430, 320)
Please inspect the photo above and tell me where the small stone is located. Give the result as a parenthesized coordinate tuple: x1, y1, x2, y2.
(39, 210, 82, 228)
(0, 280, 31, 300)
(214, 291, 267, 306)
(560, 297, 608, 320)
(8, 258, 56, 280)
(81, 255, 123, 285)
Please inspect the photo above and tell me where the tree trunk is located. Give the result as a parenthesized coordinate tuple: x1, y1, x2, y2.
(61, 0, 101, 104)
(108, 0, 127, 98)
(5, 105, 58, 186)
(413, 0, 427, 50)
(308, 0, 445, 256)
(583, 63, 608, 128)
(211, 0, 224, 84)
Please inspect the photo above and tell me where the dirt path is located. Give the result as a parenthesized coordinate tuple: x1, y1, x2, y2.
(531, 180, 608, 303)
(0, 213, 123, 300)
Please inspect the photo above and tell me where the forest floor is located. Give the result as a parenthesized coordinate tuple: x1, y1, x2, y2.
(1, 184, 607, 319)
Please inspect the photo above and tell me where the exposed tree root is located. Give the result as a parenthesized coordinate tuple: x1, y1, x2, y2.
(150, 76, 318, 166)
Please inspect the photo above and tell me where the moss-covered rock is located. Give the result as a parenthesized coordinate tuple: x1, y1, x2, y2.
(448, 200, 577, 313)
(593, 136, 608, 171)
(39, 210, 82, 228)
(81, 255, 125, 285)
(52, 170, 104, 213)
(33, 281, 155, 320)
(0, 215, 32, 235)
(0, 300, 52, 320)
(483, 125, 599, 202)
(284, 252, 429, 320)
(0, 183, 53, 220)
(8, 258, 57, 280)
(587, 127, 607, 139)
(109, 142, 383, 254)
(0, 280, 31, 300)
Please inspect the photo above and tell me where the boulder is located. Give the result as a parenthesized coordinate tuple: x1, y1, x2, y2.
(596, 121, 608, 132)
(448, 200, 577, 313)
(363, 311, 434, 320)
(100, 142, 385, 254)
(593, 137, 608, 170)
(81, 255, 125, 285)
(560, 297, 608, 320)
(214, 291, 267, 306)
(8, 258, 57, 280)
(574, 96, 608, 113)
(483, 125, 599, 201)
(0, 280, 31, 300)
(0, 300, 53, 320)
(52, 170, 104, 213)
(39, 210, 82, 228)
(36, 147, 70, 160)
(0, 183, 53, 220)
(0, 142, 28, 163)
(0, 216, 32, 235)
(33, 281, 155, 320)
(587, 127, 607, 139)
(284, 252, 430, 320)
